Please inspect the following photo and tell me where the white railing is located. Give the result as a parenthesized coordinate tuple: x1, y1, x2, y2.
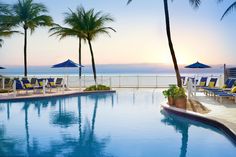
(0, 74, 223, 89)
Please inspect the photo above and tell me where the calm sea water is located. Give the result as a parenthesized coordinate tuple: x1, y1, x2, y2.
(0, 65, 223, 76)
(0, 89, 235, 157)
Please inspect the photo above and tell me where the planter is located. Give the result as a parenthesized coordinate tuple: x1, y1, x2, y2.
(168, 96, 175, 106)
(175, 97, 187, 109)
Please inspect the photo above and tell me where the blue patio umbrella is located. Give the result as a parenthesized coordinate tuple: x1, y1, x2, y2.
(185, 61, 211, 69)
(185, 61, 211, 96)
(52, 59, 84, 89)
(52, 59, 84, 68)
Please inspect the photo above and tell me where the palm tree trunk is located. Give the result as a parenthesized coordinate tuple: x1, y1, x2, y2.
(88, 39, 97, 84)
(23, 27, 28, 77)
(91, 98, 98, 135)
(163, 0, 182, 87)
(180, 127, 189, 157)
(79, 38, 82, 79)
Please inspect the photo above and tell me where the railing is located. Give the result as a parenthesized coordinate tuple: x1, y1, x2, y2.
(0, 74, 224, 89)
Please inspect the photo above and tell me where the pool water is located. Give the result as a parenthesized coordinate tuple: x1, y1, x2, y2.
(0, 89, 235, 157)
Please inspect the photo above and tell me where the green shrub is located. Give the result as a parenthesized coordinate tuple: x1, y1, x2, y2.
(84, 84, 111, 91)
(163, 85, 186, 99)
(0, 89, 12, 93)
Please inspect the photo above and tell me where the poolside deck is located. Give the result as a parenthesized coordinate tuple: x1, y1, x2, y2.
(192, 93, 236, 134)
(0, 88, 115, 101)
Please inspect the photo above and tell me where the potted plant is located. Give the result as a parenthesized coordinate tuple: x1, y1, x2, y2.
(163, 85, 187, 109)
(163, 85, 178, 106)
(174, 87, 187, 109)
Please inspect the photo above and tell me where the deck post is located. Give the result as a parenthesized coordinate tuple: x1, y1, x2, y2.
(137, 75, 139, 88)
(2, 77, 5, 89)
(194, 76, 197, 96)
(13, 80, 16, 97)
(101, 75, 103, 85)
(119, 75, 121, 88)
(109, 77, 112, 87)
(156, 75, 158, 88)
(79, 77, 81, 91)
(43, 80, 46, 95)
(67, 75, 69, 88)
(84, 75, 86, 88)
(63, 78, 65, 93)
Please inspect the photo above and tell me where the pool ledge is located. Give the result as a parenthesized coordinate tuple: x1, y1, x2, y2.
(0, 90, 116, 102)
(161, 103, 236, 143)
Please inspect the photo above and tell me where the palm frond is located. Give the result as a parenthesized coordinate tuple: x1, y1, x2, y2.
(189, 0, 201, 9)
(8, 0, 53, 32)
(127, 0, 132, 5)
(221, 1, 236, 20)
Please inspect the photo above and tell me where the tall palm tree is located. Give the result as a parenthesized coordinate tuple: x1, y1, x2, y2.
(1, 0, 53, 76)
(127, 0, 201, 87)
(80, 9, 116, 84)
(50, 7, 86, 78)
(219, 0, 236, 20)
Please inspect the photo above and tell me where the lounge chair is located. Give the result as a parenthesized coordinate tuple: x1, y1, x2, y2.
(197, 77, 208, 87)
(55, 78, 64, 88)
(214, 88, 236, 103)
(47, 78, 58, 92)
(36, 78, 47, 92)
(47, 78, 56, 87)
(15, 79, 34, 95)
(30, 78, 38, 87)
(205, 78, 235, 96)
(21, 78, 34, 89)
(203, 78, 218, 89)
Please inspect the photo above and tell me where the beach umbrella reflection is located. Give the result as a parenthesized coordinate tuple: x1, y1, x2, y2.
(50, 99, 78, 128)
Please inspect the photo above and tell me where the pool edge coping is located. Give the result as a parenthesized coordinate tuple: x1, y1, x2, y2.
(0, 90, 116, 102)
(161, 103, 236, 144)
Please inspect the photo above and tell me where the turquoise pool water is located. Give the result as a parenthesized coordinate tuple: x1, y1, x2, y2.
(0, 89, 235, 157)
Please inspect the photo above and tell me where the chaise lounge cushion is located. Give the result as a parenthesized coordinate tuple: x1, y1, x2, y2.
(231, 87, 236, 93)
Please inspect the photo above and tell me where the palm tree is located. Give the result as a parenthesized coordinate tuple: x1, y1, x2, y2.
(1, 0, 53, 76)
(219, 0, 236, 20)
(80, 8, 116, 84)
(50, 7, 86, 79)
(127, 0, 201, 87)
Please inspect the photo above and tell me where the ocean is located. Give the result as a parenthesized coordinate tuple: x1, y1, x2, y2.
(0, 64, 224, 88)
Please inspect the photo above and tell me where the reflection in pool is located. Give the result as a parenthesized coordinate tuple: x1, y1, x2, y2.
(0, 89, 235, 157)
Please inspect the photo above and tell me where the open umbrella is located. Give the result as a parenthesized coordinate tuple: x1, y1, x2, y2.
(52, 59, 83, 68)
(52, 59, 84, 90)
(185, 61, 211, 96)
(185, 61, 211, 69)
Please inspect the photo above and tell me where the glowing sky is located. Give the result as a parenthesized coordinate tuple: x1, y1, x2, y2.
(0, 0, 236, 66)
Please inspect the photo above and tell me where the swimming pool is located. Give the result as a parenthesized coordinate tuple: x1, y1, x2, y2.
(0, 89, 235, 157)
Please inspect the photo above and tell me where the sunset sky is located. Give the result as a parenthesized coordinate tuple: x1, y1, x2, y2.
(0, 0, 236, 66)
